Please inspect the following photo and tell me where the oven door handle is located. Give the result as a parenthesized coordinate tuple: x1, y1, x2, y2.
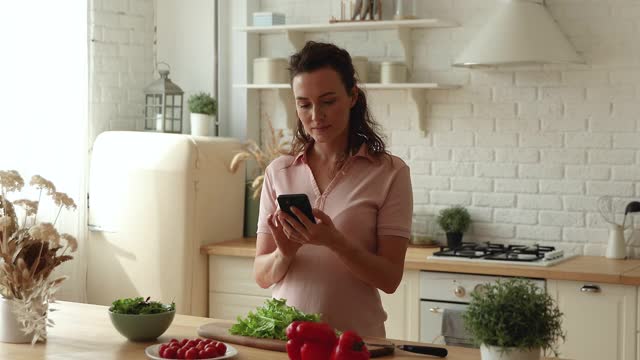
(429, 307, 444, 314)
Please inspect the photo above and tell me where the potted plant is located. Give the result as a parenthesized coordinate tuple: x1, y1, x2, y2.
(229, 118, 289, 236)
(0, 171, 78, 344)
(463, 278, 565, 360)
(436, 206, 471, 249)
(187, 92, 217, 136)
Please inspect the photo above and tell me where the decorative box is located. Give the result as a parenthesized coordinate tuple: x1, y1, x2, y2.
(252, 12, 286, 26)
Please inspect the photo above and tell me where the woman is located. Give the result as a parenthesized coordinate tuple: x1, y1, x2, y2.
(253, 41, 413, 337)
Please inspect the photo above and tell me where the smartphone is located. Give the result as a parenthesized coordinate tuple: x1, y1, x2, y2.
(276, 194, 316, 224)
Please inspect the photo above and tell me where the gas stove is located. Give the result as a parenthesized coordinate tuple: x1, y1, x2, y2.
(427, 242, 575, 267)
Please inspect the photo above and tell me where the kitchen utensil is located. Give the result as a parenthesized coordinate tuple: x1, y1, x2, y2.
(622, 201, 640, 228)
(597, 195, 617, 226)
(366, 342, 449, 357)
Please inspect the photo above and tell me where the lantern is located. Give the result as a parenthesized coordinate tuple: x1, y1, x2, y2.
(144, 63, 184, 133)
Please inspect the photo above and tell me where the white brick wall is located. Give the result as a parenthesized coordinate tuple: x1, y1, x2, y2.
(89, 0, 155, 144)
(257, 0, 640, 255)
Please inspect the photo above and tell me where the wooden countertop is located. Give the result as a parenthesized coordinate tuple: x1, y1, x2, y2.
(201, 238, 640, 285)
(0, 301, 535, 360)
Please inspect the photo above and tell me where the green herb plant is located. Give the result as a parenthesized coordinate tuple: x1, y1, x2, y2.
(187, 92, 217, 115)
(436, 206, 471, 233)
(109, 296, 175, 315)
(463, 278, 565, 356)
(229, 298, 321, 340)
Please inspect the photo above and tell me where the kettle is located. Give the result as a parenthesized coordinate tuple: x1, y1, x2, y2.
(606, 201, 640, 259)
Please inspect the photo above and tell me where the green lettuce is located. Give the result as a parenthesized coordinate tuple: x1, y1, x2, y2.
(109, 296, 175, 314)
(229, 298, 321, 340)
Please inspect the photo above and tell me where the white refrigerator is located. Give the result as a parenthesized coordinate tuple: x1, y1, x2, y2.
(87, 131, 245, 316)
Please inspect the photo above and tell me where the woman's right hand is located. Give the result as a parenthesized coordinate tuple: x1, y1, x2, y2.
(267, 210, 302, 258)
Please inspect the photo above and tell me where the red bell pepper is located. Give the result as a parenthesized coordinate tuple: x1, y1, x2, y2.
(286, 321, 337, 360)
(330, 330, 370, 360)
(301, 341, 334, 360)
(287, 339, 303, 360)
(286, 321, 304, 360)
(296, 322, 338, 348)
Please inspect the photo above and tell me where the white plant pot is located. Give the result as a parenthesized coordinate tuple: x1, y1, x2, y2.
(480, 344, 541, 360)
(0, 297, 32, 343)
(190, 113, 213, 136)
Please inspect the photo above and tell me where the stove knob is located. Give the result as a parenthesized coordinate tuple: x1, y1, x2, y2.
(454, 286, 466, 298)
(473, 284, 487, 295)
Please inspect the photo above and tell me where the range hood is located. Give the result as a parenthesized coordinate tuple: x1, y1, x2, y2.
(453, 0, 584, 68)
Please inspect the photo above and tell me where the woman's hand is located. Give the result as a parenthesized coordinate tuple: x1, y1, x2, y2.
(277, 207, 347, 251)
(267, 211, 302, 258)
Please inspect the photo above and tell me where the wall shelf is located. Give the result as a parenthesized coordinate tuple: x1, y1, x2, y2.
(234, 83, 459, 90)
(234, 18, 460, 134)
(235, 19, 458, 69)
(235, 19, 458, 34)
(233, 83, 460, 132)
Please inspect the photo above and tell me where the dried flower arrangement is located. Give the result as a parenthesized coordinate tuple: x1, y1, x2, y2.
(0, 170, 77, 344)
(229, 119, 290, 199)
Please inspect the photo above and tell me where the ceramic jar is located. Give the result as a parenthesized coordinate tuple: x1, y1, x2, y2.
(253, 58, 288, 84)
(380, 61, 407, 83)
(352, 56, 369, 83)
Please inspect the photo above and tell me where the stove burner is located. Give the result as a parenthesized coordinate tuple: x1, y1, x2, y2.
(433, 242, 557, 262)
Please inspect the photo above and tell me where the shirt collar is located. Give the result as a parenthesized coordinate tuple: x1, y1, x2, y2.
(291, 143, 374, 166)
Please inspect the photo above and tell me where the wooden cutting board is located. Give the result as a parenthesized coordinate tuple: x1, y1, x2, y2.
(197, 321, 394, 358)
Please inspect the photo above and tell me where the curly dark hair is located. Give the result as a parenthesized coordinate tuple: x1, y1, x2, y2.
(287, 41, 387, 157)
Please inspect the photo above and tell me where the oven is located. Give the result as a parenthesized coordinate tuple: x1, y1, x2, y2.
(419, 271, 546, 345)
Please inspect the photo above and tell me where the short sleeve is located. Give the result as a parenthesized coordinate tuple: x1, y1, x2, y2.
(377, 165, 413, 239)
(256, 165, 277, 235)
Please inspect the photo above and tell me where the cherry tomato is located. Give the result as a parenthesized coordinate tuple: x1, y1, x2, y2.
(179, 339, 189, 347)
(163, 347, 177, 359)
(186, 340, 198, 348)
(184, 348, 198, 360)
(202, 338, 213, 345)
(160, 344, 169, 354)
(196, 343, 206, 351)
(170, 338, 179, 344)
(176, 347, 187, 359)
(214, 342, 227, 356)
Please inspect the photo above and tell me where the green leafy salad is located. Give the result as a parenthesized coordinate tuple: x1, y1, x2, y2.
(109, 296, 176, 315)
(229, 298, 321, 340)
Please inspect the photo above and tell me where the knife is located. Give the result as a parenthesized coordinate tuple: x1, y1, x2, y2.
(366, 342, 448, 357)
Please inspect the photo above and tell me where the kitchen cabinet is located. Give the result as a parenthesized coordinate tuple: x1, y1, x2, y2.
(547, 280, 637, 360)
(208, 255, 418, 340)
(208, 255, 271, 320)
(379, 270, 420, 341)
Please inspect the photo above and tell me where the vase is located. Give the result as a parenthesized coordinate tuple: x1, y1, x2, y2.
(480, 344, 541, 360)
(190, 113, 213, 136)
(0, 297, 32, 343)
(446, 231, 463, 249)
(244, 182, 260, 237)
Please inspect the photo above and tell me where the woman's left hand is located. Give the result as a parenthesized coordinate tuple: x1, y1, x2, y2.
(277, 207, 346, 250)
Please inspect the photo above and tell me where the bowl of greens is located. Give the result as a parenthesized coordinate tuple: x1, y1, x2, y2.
(108, 296, 176, 342)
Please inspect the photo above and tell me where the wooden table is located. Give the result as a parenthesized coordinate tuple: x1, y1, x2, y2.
(0, 301, 498, 359)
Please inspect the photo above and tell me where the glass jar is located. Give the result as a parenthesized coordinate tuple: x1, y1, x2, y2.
(394, 0, 416, 20)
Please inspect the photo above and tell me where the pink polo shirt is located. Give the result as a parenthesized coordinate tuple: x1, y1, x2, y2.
(257, 144, 413, 337)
